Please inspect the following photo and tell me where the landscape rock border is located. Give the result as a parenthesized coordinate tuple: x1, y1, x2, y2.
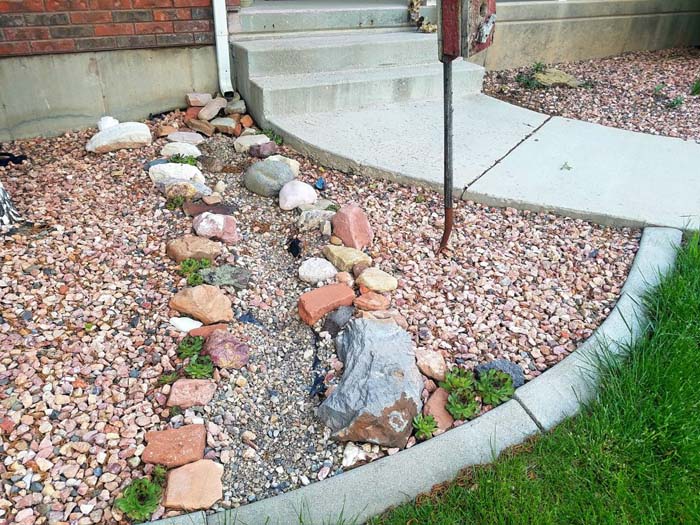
(145, 227, 682, 525)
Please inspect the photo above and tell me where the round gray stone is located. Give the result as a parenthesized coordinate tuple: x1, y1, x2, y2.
(475, 359, 525, 388)
(243, 160, 295, 197)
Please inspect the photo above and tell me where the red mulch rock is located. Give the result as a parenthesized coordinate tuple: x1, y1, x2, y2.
(142, 424, 206, 468)
(354, 291, 390, 311)
(298, 284, 355, 325)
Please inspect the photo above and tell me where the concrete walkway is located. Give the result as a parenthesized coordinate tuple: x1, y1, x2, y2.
(271, 95, 700, 230)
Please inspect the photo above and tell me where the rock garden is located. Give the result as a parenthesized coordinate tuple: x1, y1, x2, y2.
(0, 90, 639, 524)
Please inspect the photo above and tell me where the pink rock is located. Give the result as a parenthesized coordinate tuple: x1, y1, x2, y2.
(415, 347, 447, 381)
(197, 97, 227, 121)
(193, 212, 240, 244)
(163, 459, 223, 510)
(170, 285, 234, 325)
(203, 329, 250, 369)
(249, 141, 278, 158)
(423, 388, 454, 431)
(167, 379, 217, 408)
(331, 203, 374, 249)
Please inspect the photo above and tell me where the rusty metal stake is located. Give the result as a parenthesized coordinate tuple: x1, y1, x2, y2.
(437, 59, 454, 255)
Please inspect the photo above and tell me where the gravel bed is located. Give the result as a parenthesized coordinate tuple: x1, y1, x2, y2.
(0, 122, 639, 524)
(484, 47, 700, 141)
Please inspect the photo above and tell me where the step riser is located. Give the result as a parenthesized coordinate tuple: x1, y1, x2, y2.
(229, 7, 410, 34)
(253, 68, 484, 118)
(233, 39, 438, 77)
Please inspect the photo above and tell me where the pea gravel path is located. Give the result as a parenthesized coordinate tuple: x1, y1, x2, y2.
(0, 124, 638, 524)
(484, 47, 700, 141)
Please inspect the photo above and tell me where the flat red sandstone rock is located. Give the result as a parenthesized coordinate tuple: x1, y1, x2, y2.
(167, 379, 217, 409)
(163, 459, 223, 511)
(142, 424, 205, 468)
(298, 284, 355, 325)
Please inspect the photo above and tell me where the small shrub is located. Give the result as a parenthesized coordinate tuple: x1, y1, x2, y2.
(412, 414, 438, 441)
(515, 72, 541, 90)
(414, 194, 426, 203)
(653, 83, 666, 95)
(115, 478, 162, 522)
(532, 61, 546, 73)
(151, 465, 167, 487)
(157, 372, 178, 386)
(263, 128, 283, 146)
(186, 272, 203, 286)
(666, 96, 684, 109)
(475, 369, 515, 406)
(178, 258, 211, 279)
(84, 322, 95, 332)
(446, 392, 480, 420)
(691, 78, 700, 96)
(165, 195, 185, 211)
(170, 154, 198, 166)
(177, 335, 204, 359)
(439, 368, 475, 394)
(184, 355, 214, 379)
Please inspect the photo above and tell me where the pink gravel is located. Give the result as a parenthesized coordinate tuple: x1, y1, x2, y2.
(484, 47, 700, 141)
(0, 117, 639, 523)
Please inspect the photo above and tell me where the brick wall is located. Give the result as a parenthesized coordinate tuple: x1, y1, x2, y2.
(0, 0, 238, 56)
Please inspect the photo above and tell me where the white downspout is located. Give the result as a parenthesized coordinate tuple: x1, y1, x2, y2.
(212, 0, 235, 98)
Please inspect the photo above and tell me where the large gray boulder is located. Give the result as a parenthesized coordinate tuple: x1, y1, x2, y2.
(317, 319, 423, 448)
(243, 160, 294, 197)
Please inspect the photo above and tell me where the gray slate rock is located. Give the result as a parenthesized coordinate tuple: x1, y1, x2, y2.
(321, 306, 355, 338)
(243, 160, 295, 197)
(318, 319, 423, 448)
(199, 265, 251, 290)
(475, 359, 525, 388)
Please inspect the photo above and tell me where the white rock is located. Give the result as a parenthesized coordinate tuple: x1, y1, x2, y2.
(169, 317, 202, 333)
(86, 122, 151, 153)
(97, 116, 119, 131)
(234, 135, 270, 153)
(186, 92, 212, 106)
(342, 442, 369, 469)
(214, 181, 226, 193)
(167, 131, 204, 145)
(279, 180, 316, 211)
(149, 163, 205, 185)
(161, 142, 202, 158)
(298, 257, 337, 284)
(268, 155, 300, 177)
(240, 128, 259, 137)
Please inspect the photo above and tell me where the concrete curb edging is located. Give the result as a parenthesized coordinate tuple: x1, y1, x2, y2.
(147, 226, 681, 525)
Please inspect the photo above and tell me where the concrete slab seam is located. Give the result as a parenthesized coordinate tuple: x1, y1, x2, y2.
(460, 114, 553, 197)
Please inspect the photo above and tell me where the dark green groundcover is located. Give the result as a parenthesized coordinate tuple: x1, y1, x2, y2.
(371, 234, 700, 525)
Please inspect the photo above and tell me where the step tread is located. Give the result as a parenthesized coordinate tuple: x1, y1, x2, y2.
(251, 61, 483, 90)
(234, 30, 436, 52)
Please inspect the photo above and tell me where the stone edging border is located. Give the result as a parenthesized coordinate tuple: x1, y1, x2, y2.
(146, 226, 682, 525)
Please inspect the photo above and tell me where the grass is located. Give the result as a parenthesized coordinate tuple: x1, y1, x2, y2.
(371, 234, 700, 525)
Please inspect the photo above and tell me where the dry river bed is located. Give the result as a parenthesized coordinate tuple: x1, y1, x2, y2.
(0, 125, 639, 524)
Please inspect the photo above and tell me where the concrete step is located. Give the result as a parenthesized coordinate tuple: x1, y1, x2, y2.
(247, 60, 485, 123)
(229, 1, 412, 34)
(232, 31, 440, 77)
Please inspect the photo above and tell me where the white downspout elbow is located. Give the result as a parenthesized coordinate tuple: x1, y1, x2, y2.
(212, 0, 235, 98)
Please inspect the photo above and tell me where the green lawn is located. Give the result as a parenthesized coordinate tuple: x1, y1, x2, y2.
(371, 235, 700, 525)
